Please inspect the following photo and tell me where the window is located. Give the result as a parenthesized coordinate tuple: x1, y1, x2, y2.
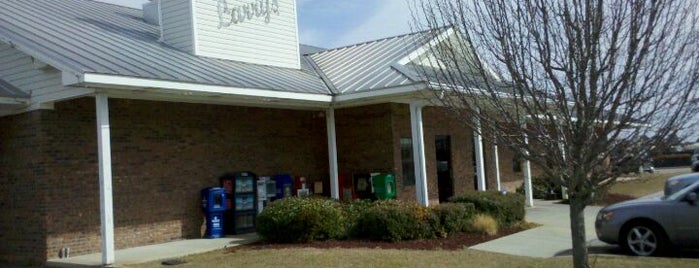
(401, 138, 415, 186)
(513, 155, 522, 173)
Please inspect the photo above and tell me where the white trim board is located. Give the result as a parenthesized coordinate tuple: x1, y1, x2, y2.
(76, 73, 334, 103)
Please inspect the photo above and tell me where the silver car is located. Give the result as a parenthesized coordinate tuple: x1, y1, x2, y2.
(595, 181, 699, 256)
(664, 173, 699, 196)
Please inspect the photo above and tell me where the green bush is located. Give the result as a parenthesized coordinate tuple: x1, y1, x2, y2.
(339, 199, 373, 236)
(354, 200, 437, 242)
(432, 203, 476, 236)
(256, 197, 347, 243)
(258, 197, 490, 244)
(516, 176, 562, 200)
(450, 191, 525, 227)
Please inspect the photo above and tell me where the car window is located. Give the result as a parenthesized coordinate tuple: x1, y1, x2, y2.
(667, 181, 699, 201)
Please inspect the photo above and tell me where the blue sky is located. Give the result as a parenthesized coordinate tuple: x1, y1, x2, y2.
(98, 0, 413, 49)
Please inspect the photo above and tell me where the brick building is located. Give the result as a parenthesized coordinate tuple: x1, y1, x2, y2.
(0, 0, 534, 265)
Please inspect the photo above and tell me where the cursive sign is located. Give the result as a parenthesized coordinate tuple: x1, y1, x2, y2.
(217, 0, 280, 28)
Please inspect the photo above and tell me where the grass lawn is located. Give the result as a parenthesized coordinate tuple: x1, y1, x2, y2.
(607, 171, 686, 198)
(125, 247, 699, 268)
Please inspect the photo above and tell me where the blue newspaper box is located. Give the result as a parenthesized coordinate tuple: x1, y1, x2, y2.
(273, 174, 294, 199)
(201, 187, 227, 238)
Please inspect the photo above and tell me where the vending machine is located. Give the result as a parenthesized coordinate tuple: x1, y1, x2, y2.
(353, 173, 374, 200)
(257, 176, 269, 214)
(220, 172, 257, 234)
(200, 187, 226, 238)
(273, 174, 294, 199)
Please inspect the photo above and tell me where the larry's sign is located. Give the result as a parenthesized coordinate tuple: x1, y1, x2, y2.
(217, 0, 280, 28)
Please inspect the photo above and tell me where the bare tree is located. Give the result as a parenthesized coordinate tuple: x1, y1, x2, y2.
(410, 0, 699, 267)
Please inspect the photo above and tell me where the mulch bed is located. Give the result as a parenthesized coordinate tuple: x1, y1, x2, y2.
(594, 193, 636, 206)
(235, 195, 632, 252)
(600, 193, 635, 204)
(239, 226, 524, 251)
(556, 193, 636, 206)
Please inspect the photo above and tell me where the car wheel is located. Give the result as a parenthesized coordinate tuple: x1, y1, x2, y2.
(621, 224, 665, 256)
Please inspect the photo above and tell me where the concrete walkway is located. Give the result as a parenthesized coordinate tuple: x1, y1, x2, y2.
(46, 233, 258, 267)
(470, 200, 606, 257)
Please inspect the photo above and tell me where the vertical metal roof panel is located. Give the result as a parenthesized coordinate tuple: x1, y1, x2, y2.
(309, 30, 435, 93)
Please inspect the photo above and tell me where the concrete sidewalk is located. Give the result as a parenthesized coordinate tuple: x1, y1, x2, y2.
(469, 200, 607, 257)
(46, 233, 258, 267)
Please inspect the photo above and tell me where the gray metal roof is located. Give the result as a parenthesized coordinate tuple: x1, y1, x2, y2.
(0, 79, 29, 99)
(308, 30, 435, 94)
(0, 0, 330, 95)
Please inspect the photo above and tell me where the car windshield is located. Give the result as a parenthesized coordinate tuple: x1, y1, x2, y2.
(665, 181, 699, 201)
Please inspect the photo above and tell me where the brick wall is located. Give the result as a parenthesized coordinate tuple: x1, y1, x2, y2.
(0, 111, 48, 265)
(1, 97, 330, 262)
(335, 104, 396, 178)
(390, 104, 476, 203)
(390, 104, 525, 203)
(0, 97, 535, 264)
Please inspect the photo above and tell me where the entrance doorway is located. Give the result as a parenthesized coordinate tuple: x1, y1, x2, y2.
(435, 135, 454, 202)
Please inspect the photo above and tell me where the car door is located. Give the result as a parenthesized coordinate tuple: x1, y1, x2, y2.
(672, 185, 699, 247)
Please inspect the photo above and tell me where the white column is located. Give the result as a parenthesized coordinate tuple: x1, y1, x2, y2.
(558, 138, 569, 199)
(522, 131, 534, 207)
(473, 110, 486, 191)
(326, 108, 339, 199)
(493, 136, 501, 192)
(410, 101, 429, 207)
(96, 94, 115, 265)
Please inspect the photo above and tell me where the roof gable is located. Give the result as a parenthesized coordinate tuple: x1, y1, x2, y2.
(308, 30, 438, 94)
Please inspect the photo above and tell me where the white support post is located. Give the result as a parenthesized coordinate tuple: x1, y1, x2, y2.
(96, 94, 115, 265)
(326, 108, 339, 200)
(493, 135, 501, 192)
(410, 101, 429, 207)
(473, 110, 486, 191)
(522, 130, 534, 207)
(558, 138, 569, 199)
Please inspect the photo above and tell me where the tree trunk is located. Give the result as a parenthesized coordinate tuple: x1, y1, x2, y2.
(569, 197, 589, 268)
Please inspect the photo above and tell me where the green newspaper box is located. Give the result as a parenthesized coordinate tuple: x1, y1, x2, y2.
(372, 173, 396, 200)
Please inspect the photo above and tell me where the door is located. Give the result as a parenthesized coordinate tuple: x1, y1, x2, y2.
(435, 135, 454, 202)
(673, 186, 699, 246)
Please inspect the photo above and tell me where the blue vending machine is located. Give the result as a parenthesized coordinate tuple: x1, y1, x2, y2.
(273, 174, 294, 200)
(200, 187, 226, 238)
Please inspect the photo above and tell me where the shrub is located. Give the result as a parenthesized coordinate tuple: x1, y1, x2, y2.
(354, 200, 437, 242)
(450, 191, 525, 227)
(339, 199, 373, 236)
(470, 214, 498, 235)
(256, 197, 347, 243)
(516, 176, 562, 200)
(432, 203, 476, 236)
